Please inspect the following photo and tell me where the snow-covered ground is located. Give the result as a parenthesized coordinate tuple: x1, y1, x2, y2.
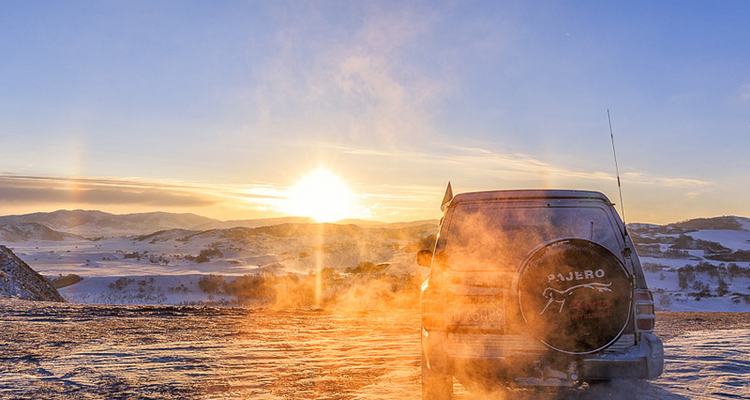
(1, 302, 747, 399)
(6, 223, 432, 306)
(651, 328, 750, 399)
(634, 224, 750, 312)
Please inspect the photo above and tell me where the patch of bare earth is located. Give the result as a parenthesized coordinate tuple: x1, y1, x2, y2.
(655, 311, 750, 340)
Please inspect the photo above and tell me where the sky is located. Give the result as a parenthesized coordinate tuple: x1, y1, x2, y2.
(1, 1, 749, 224)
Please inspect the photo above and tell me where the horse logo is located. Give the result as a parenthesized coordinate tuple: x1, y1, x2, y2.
(540, 282, 612, 315)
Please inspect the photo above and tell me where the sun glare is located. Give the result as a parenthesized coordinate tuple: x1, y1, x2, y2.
(284, 168, 357, 223)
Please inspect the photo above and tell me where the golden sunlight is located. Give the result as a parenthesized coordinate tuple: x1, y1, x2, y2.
(283, 168, 357, 222)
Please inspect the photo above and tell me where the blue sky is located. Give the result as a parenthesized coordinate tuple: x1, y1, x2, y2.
(1, 1, 749, 223)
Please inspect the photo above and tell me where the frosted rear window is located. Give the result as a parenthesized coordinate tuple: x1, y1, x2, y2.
(442, 204, 621, 271)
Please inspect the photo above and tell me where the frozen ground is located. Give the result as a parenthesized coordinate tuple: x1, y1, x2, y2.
(1, 301, 748, 399)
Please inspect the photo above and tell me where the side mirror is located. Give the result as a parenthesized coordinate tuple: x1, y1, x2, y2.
(417, 249, 433, 267)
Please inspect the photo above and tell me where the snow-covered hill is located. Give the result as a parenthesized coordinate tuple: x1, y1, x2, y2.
(193, 216, 316, 230)
(0, 209, 440, 238)
(0, 222, 82, 242)
(3, 210, 750, 311)
(0, 209, 217, 237)
(2, 218, 436, 306)
(629, 215, 750, 312)
(668, 215, 750, 231)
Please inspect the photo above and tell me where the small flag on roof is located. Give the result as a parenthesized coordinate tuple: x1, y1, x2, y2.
(440, 182, 453, 211)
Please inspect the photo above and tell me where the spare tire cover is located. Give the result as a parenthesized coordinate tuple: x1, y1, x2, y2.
(518, 239, 632, 354)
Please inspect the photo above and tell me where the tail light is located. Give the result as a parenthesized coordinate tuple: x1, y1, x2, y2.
(634, 289, 655, 333)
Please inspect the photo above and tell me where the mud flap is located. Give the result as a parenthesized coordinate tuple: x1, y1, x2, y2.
(422, 330, 452, 400)
(643, 333, 664, 379)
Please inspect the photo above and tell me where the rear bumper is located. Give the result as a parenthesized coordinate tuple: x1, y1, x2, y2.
(582, 333, 664, 380)
(422, 328, 664, 382)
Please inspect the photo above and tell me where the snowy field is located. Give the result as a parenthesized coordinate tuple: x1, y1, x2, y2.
(634, 225, 750, 313)
(5, 219, 750, 312)
(5, 222, 431, 307)
(1, 301, 748, 399)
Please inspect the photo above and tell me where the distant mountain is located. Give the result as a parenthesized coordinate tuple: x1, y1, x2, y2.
(195, 218, 440, 230)
(135, 221, 438, 245)
(336, 219, 439, 229)
(0, 210, 219, 237)
(0, 209, 439, 239)
(0, 222, 81, 242)
(193, 216, 316, 230)
(0, 245, 65, 302)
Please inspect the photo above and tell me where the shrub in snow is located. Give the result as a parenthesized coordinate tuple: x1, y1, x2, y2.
(707, 249, 750, 262)
(658, 294, 673, 309)
(643, 262, 668, 273)
(198, 274, 226, 294)
(109, 277, 135, 291)
(50, 274, 83, 289)
(678, 268, 696, 290)
(727, 263, 750, 279)
(663, 248, 691, 259)
(717, 278, 730, 297)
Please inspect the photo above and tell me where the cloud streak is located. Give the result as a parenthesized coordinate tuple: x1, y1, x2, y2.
(316, 140, 714, 192)
(0, 175, 292, 220)
(0, 176, 218, 207)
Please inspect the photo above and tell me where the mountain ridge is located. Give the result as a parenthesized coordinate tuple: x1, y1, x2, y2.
(0, 209, 439, 238)
(2, 209, 747, 240)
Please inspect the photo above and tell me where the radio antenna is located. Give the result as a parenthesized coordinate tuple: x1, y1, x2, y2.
(608, 109, 626, 223)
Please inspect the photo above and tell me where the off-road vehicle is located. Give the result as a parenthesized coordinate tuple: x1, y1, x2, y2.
(418, 188, 663, 398)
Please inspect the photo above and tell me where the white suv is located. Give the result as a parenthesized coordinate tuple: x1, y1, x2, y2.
(418, 189, 663, 399)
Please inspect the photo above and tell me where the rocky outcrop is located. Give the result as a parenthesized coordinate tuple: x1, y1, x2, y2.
(0, 245, 65, 302)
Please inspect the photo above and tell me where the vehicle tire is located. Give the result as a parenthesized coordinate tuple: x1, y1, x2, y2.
(517, 239, 632, 354)
(422, 352, 452, 400)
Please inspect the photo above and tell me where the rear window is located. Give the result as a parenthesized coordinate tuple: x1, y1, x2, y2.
(441, 203, 621, 271)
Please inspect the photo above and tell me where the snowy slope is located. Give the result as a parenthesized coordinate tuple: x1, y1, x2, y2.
(0, 210, 218, 237)
(3, 220, 435, 306)
(0, 222, 81, 242)
(630, 216, 750, 312)
(0, 245, 65, 302)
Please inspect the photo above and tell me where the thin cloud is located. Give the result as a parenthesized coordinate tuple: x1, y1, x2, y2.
(253, 3, 447, 147)
(741, 84, 750, 101)
(309, 140, 714, 193)
(328, 8, 446, 144)
(619, 172, 713, 190)
(0, 175, 290, 212)
(0, 176, 217, 207)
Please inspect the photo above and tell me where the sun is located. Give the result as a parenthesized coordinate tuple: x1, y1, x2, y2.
(283, 168, 357, 222)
